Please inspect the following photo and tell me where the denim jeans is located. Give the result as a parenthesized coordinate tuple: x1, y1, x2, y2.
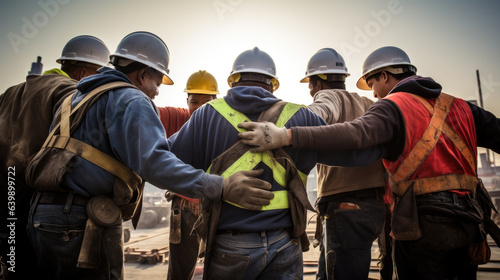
(27, 203, 124, 280)
(207, 228, 302, 280)
(394, 191, 481, 280)
(316, 240, 327, 280)
(317, 187, 385, 280)
(377, 204, 394, 280)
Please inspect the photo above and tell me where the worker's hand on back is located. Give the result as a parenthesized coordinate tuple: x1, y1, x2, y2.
(222, 169, 274, 211)
(237, 121, 290, 153)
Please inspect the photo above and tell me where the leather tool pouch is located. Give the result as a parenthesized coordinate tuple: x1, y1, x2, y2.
(77, 195, 122, 269)
(391, 184, 422, 240)
(468, 239, 491, 265)
(26, 146, 77, 191)
(170, 198, 182, 244)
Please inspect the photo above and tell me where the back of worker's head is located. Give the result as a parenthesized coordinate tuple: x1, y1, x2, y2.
(58, 35, 110, 81)
(184, 70, 219, 114)
(227, 47, 279, 93)
(356, 46, 417, 91)
(301, 48, 349, 96)
(110, 31, 173, 99)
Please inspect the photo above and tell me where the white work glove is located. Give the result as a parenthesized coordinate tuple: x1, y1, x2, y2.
(222, 169, 274, 211)
(237, 121, 290, 153)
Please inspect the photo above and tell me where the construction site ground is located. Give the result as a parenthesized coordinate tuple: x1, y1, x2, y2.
(123, 211, 500, 280)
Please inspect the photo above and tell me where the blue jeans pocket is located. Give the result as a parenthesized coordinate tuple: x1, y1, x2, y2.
(332, 202, 384, 250)
(274, 239, 302, 279)
(35, 223, 85, 242)
(208, 249, 250, 280)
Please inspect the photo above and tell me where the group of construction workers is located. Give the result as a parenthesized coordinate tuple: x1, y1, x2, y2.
(1, 29, 499, 280)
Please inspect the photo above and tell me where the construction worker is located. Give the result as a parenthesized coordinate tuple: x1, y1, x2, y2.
(167, 47, 385, 279)
(238, 46, 500, 280)
(0, 35, 110, 280)
(300, 48, 386, 280)
(25, 32, 273, 280)
(161, 70, 219, 280)
(157, 70, 218, 138)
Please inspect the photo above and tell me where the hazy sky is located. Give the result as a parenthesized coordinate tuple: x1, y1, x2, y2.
(1, 0, 500, 117)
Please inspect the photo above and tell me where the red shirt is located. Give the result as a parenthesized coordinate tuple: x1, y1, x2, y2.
(157, 106, 198, 203)
(158, 106, 190, 138)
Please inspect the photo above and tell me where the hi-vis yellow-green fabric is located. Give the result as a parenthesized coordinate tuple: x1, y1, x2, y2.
(207, 98, 307, 211)
(43, 68, 70, 78)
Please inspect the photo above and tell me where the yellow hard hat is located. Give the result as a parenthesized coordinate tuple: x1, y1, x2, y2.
(184, 70, 219, 95)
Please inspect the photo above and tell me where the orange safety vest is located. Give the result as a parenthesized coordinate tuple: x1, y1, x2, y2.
(383, 92, 478, 196)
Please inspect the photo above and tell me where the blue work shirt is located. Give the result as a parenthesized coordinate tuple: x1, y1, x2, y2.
(54, 67, 222, 200)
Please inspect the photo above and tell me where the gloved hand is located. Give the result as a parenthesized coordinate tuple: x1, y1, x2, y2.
(222, 169, 274, 211)
(237, 121, 290, 153)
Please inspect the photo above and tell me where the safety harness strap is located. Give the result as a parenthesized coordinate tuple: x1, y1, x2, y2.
(47, 135, 141, 189)
(389, 93, 478, 196)
(44, 81, 142, 192)
(207, 99, 308, 211)
(391, 93, 454, 183)
(209, 98, 250, 133)
(392, 173, 478, 196)
(410, 93, 476, 170)
(42, 81, 135, 148)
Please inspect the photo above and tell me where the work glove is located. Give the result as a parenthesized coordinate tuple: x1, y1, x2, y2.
(237, 121, 290, 153)
(222, 169, 274, 211)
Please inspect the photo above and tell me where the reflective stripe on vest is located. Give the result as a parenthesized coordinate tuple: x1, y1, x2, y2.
(207, 98, 307, 210)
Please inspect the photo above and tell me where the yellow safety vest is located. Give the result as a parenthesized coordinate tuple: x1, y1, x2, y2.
(207, 98, 308, 211)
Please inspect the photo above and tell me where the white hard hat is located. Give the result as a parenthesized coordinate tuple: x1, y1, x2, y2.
(57, 35, 110, 67)
(357, 46, 416, 90)
(110, 31, 173, 85)
(300, 48, 349, 83)
(227, 47, 279, 91)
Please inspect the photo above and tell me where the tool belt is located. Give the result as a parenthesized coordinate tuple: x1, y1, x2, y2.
(34, 191, 122, 269)
(77, 195, 122, 269)
(38, 191, 89, 207)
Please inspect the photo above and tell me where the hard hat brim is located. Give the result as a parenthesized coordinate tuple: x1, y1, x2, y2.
(356, 77, 371, 91)
(162, 75, 174, 85)
(227, 73, 280, 91)
(184, 89, 219, 95)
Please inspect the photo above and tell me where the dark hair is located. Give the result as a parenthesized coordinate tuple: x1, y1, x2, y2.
(61, 61, 100, 78)
(233, 73, 274, 93)
(309, 75, 346, 90)
(114, 61, 148, 74)
(369, 67, 416, 82)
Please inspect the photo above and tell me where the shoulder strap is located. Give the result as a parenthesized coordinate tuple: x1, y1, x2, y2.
(407, 93, 476, 170)
(43, 81, 135, 148)
(208, 100, 313, 211)
(391, 93, 455, 182)
(208, 99, 305, 132)
(43, 81, 142, 189)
